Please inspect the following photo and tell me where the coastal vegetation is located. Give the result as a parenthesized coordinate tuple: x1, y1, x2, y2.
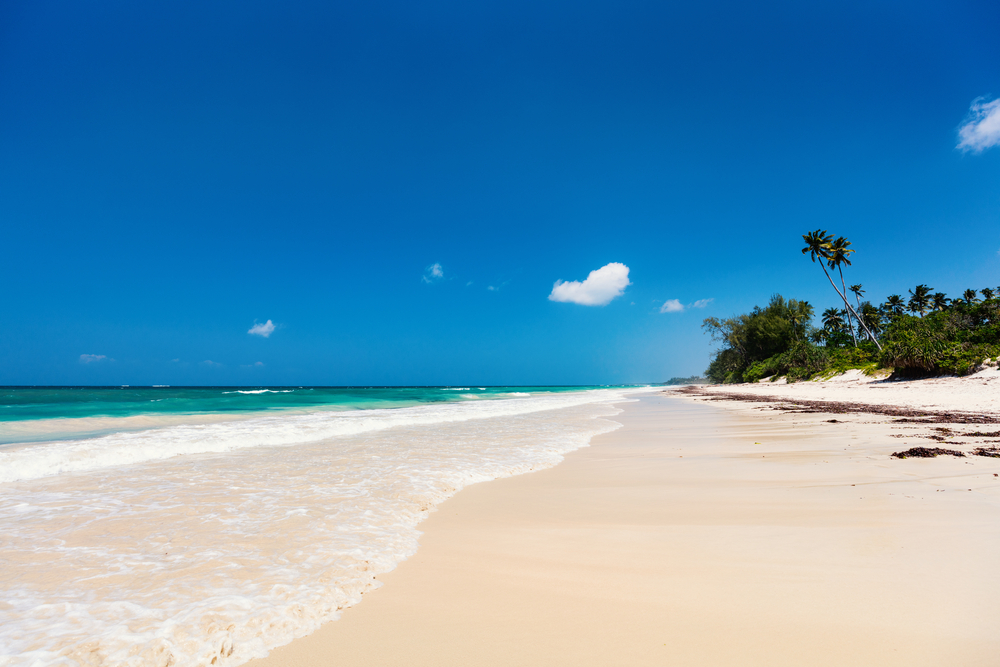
(703, 231, 1000, 383)
(661, 376, 711, 385)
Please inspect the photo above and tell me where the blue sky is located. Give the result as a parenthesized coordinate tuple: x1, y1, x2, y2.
(1, 0, 998, 385)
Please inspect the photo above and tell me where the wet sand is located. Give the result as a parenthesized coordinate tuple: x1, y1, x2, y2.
(249, 391, 1000, 666)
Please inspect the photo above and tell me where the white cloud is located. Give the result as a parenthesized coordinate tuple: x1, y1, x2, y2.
(958, 97, 1000, 153)
(548, 262, 631, 306)
(203, 360, 222, 368)
(248, 320, 276, 337)
(660, 297, 713, 313)
(241, 361, 265, 368)
(422, 262, 444, 283)
(79, 354, 107, 364)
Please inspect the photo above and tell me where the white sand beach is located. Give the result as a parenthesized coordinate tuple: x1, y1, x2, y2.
(250, 384, 1000, 666)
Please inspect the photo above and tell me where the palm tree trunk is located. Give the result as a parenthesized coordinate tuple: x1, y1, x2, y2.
(854, 293, 864, 340)
(837, 267, 858, 347)
(820, 263, 883, 351)
(843, 299, 882, 351)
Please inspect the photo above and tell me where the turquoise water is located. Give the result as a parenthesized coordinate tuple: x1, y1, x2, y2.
(0, 385, 618, 423)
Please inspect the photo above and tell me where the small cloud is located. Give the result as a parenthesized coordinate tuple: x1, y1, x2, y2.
(422, 262, 444, 283)
(79, 354, 107, 364)
(487, 285, 496, 291)
(170, 358, 180, 363)
(241, 361, 265, 368)
(548, 262, 631, 306)
(660, 297, 713, 313)
(466, 281, 473, 287)
(203, 360, 222, 368)
(248, 320, 276, 338)
(958, 97, 1000, 153)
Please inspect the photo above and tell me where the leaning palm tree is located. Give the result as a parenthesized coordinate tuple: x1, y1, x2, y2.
(826, 237, 882, 347)
(908, 285, 933, 316)
(801, 231, 881, 350)
(931, 292, 949, 312)
(802, 230, 854, 345)
(982, 287, 996, 301)
(821, 236, 858, 346)
(963, 289, 979, 303)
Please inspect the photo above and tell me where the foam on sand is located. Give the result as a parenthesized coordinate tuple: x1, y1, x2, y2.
(0, 389, 638, 667)
(0, 390, 633, 484)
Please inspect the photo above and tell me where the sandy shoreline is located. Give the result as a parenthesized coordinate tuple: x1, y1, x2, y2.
(689, 366, 1000, 414)
(248, 386, 1000, 666)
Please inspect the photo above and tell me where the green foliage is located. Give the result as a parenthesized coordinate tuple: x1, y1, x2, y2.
(878, 301, 1000, 376)
(703, 295, 814, 383)
(662, 376, 710, 385)
(743, 341, 831, 383)
(703, 293, 998, 383)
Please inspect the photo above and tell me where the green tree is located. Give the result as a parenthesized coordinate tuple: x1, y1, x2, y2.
(859, 302, 882, 340)
(826, 237, 858, 346)
(703, 295, 814, 383)
(801, 230, 859, 346)
(963, 289, 979, 304)
(825, 237, 882, 350)
(982, 288, 996, 300)
(908, 284, 933, 316)
(822, 307, 844, 331)
(931, 292, 950, 312)
(849, 284, 865, 309)
(883, 295, 905, 317)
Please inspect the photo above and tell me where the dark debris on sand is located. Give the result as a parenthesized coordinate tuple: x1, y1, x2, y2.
(891, 447, 965, 459)
(674, 386, 1000, 425)
(972, 447, 1000, 458)
(673, 386, 1000, 460)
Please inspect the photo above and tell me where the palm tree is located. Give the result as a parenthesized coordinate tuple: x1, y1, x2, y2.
(884, 294, 905, 316)
(849, 284, 865, 310)
(820, 236, 858, 347)
(908, 285, 933, 316)
(801, 230, 885, 350)
(963, 289, 979, 303)
(931, 292, 949, 311)
(982, 288, 996, 300)
(822, 307, 844, 332)
(860, 302, 882, 340)
(825, 236, 882, 349)
(802, 230, 855, 343)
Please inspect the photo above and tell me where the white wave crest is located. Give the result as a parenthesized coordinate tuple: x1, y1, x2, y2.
(221, 390, 294, 395)
(0, 390, 640, 484)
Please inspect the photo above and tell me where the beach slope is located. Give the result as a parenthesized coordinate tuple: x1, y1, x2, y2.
(250, 392, 1000, 666)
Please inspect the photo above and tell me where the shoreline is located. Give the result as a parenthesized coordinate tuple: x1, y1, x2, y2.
(248, 388, 1000, 666)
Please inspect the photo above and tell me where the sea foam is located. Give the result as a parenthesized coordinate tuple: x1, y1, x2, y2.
(0, 390, 625, 484)
(0, 389, 639, 667)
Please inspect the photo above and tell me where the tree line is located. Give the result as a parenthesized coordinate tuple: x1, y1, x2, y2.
(703, 231, 1000, 383)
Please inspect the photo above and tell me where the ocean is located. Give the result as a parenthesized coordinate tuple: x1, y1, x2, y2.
(0, 386, 642, 667)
